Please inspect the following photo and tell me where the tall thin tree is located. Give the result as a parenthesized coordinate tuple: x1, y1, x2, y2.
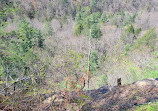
(87, 29, 92, 88)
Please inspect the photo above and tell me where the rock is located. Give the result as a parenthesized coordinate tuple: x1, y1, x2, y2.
(133, 78, 158, 88)
(43, 96, 53, 104)
(43, 93, 64, 104)
(96, 85, 110, 94)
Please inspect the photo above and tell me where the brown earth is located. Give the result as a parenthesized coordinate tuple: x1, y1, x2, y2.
(81, 78, 158, 111)
(0, 78, 158, 111)
(40, 78, 158, 111)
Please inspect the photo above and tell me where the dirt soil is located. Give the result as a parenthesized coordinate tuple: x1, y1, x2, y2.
(1, 78, 158, 111)
(81, 78, 158, 111)
(42, 78, 158, 111)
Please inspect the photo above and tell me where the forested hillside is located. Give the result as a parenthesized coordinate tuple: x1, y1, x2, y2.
(0, 0, 158, 110)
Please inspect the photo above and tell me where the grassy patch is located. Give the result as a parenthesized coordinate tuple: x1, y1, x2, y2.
(95, 74, 108, 88)
(143, 65, 158, 79)
(129, 102, 158, 111)
(88, 74, 107, 90)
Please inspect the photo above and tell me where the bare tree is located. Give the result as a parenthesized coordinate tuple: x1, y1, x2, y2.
(87, 29, 92, 88)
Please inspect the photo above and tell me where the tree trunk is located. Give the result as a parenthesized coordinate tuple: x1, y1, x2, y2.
(87, 29, 91, 88)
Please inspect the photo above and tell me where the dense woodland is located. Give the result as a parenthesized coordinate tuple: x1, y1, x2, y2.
(0, 0, 158, 110)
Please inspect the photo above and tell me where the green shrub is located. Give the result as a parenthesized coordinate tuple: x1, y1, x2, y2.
(121, 24, 142, 45)
(122, 44, 131, 56)
(144, 69, 158, 79)
(133, 28, 157, 49)
(90, 0, 97, 9)
(0, 19, 44, 81)
(131, 102, 158, 111)
(129, 67, 142, 82)
(74, 7, 102, 38)
(153, 51, 158, 58)
(44, 21, 54, 37)
(74, 24, 83, 36)
(125, 24, 135, 34)
(85, 50, 99, 75)
(134, 28, 142, 35)
(18, 19, 44, 49)
(143, 64, 158, 79)
(124, 44, 130, 52)
(86, 12, 101, 26)
(62, 49, 84, 79)
(123, 13, 137, 26)
(86, 24, 102, 38)
(0, 4, 15, 35)
(99, 13, 107, 23)
(96, 74, 108, 88)
(60, 0, 68, 4)
(107, 11, 136, 27)
(121, 24, 136, 44)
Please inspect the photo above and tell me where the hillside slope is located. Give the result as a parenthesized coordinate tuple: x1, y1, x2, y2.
(81, 78, 158, 111)
(0, 0, 158, 110)
(36, 78, 158, 111)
